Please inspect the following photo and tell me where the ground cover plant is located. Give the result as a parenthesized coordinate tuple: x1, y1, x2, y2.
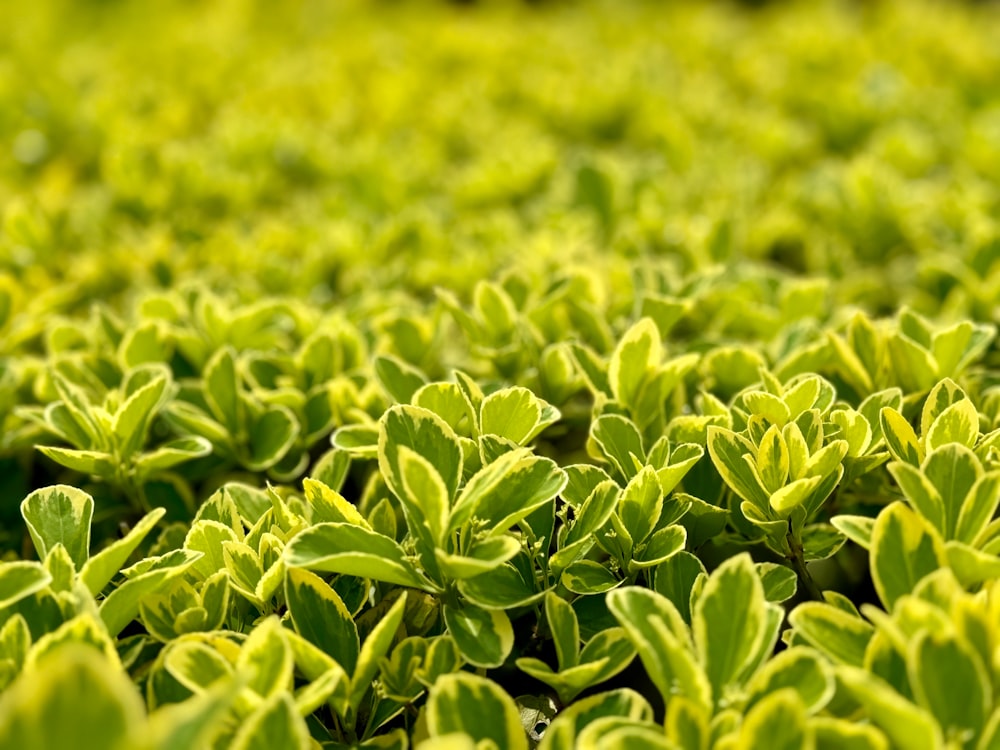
(2, 0, 1000, 747)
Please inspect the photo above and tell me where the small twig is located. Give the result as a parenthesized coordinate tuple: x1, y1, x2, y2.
(787, 532, 824, 601)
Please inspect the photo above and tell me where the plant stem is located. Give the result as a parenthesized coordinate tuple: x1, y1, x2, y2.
(787, 533, 824, 601)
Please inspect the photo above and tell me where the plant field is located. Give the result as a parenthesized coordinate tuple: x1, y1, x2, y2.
(2, 0, 1000, 747)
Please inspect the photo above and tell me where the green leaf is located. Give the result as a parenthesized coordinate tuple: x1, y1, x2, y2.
(285, 568, 359, 674)
(453, 453, 565, 535)
(632, 525, 687, 569)
(922, 444, 981, 539)
(811, 718, 888, 750)
(538, 689, 653, 750)
(879, 408, 923, 467)
(607, 586, 711, 712)
(480, 386, 559, 445)
(755, 563, 798, 603)
(80, 508, 166, 595)
(888, 461, 945, 534)
(926, 399, 979, 451)
(562, 561, 621, 595)
(231, 692, 310, 750)
(443, 603, 514, 669)
(247, 406, 299, 470)
(238, 616, 294, 699)
(788, 602, 873, 667)
(735, 690, 810, 750)
(113, 373, 169, 459)
(164, 641, 233, 693)
(591, 414, 645, 482)
(609, 318, 661, 410)
(20, 485, 93, 570)
(757, 425, 789, 493)
(134, 437, 213, 477)
(830, 515, 875, 550)
(204, 346, 242, 432)
(398, 446, 450, 545)
(374, 354, 427, 405)
(0, 562, 53, 610)
(284, 522, 429, 589)
(653, 551, 706, 623)
(955, 472, 1000, 545)
(909, 631, 990, 742)
(379, 404, 464, 510)
(545, 591, 580, 669)
(618, 466, 663, 544)
(837, 667, 943, 750)
(458, 563, 542, 610)
(693, 554, 767, 703)
(870, 503, 947, 610)
(707, 427, 770, 510)
(0, 644, 145, 750)
(99, 549, 203, 636)
(36, 446, 117, 479)
(426, 673, 528, 750)
(745, 647, 833, 714)
(350, 592, 408, 713)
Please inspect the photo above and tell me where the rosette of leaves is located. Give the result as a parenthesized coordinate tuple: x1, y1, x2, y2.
(788, 568, 1000, 750)
(571, 317, 700, 442)
(20, 366, 211, 511)
(833, 379, 1000, 590)
(0, 484, 199, 691)
(546, 412, 709, 596)
(163, 346, 300, 478)
(286, 402, 567, 668)
(707, 373, 853, 597)
(823, 309, 994, 403)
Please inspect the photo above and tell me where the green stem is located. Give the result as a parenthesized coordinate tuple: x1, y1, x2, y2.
(787, 532, 824, 601)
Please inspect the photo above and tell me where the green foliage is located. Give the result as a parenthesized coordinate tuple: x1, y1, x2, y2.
(2, 0, 1000, 746)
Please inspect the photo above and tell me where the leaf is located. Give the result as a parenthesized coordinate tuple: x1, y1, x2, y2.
(20, 485, 93, 570)
(707, 427, 770, 510)
(204, 346, 242, 432)
(247, 406, 299, 470)
(538, 689, 653, 750)
(480, 386, 558, 445)
(618, 466, 663, 544)
(458, 563, 542, 610)
(607, 586, 711, 712)
(453, 453, 565, 535)
(955, 472, 1000, 545)
(837, 667, 943, 750)
(787, 602, 873, 667)
(887, 461, 945, 534)
(745, 647, 833, 715)
(164, 641, 233, 693)
(398, 446, 450, 545)
(231, 693, 310, 750)
(757, 425, 789, 493)
(609, 318, 661, 409)
(922, 443, 981, 539)
(426, 673, 528, 750)
(830, 515, 875, 550)
(811, 719, 888, 750)
(562, 561, 621, 595)
(590, 414, 645, 482)
(653, 551, 706, 623)
(0, 644, 145, 750)
(870, 503, 947, 610)
(80, 508, 166, 595)
(374, 354, 426, 405)
(285, 568, 359, 674)
(379, 404, 464, 509)
(349, 592, 408, 713)
(36, 446, 116, 479)
(693, 554, 767, 704)
(285, 522, 428, 589)
(909, 631, 990, 741)
(99, 549, 203, 637)
(755, 563, 798, 603)
(134, 437, 213, 477)
(238, 616, 294, 699)
(926, 399, 979, 451)
(443, 603, 514, 669)
(113, 373, 169, 459)
(879, 408, 923, 467)
(0, 562, 52, 610)
(735, 690, 810, 750)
